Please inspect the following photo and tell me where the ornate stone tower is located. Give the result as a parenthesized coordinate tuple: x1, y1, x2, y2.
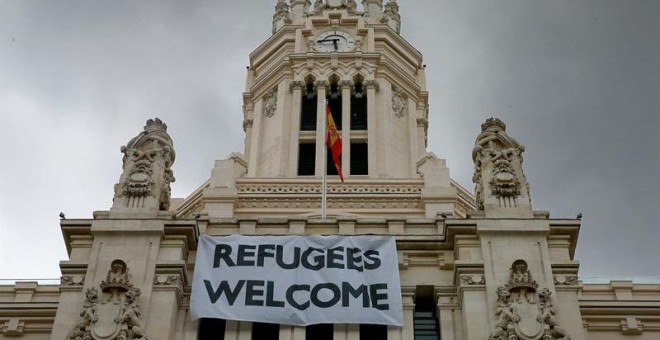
(51, 2, 589, 340)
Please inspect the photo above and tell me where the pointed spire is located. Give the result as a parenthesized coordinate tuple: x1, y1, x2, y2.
(290, 0, 311, 22)
(381, 0, 401, 33)
(272, 0, 292, 34)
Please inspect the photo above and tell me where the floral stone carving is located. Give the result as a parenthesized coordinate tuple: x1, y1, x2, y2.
(67, 260, 148, 340)
(112, 118, 175, 212)
(488, 260, 571, 340)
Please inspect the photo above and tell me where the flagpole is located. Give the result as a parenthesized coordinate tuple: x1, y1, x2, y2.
(321, 99, 328, 219)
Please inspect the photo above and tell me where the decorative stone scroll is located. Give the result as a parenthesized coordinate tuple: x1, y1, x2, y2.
(488, 260, 571, 340)
(472, 118, 529, 211)
(263, 88, 278, 118)
(112, 118, 175, 212)
(67, 260, 148, 340)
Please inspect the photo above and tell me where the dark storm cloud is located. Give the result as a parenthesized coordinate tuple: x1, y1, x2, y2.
(1, 1, 658, 279)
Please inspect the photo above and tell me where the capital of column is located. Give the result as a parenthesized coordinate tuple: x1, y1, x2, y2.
(338, 80, 354, 89)
(314, 80, 330, 91)
(289, 80, 306, 92)
(363, 79, 380, 91)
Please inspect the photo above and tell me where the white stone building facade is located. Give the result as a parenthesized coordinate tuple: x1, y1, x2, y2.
(1, 1, 659, 339)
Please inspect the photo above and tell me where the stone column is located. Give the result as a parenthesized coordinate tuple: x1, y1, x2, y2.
(340, 80, 353, 178)
(362, 0, 384, 19)
(314, 80, 329, 177)
(364, 80, 379, 177)
(279, 325, 306, 340)
(388, 286, 415, 340)
(289, 80, 305, 177)
(334, 323, 359, 340)
(225, 320, 251, 340)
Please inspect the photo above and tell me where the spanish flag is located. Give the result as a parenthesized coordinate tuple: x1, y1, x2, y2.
(325, 102, 344, 182)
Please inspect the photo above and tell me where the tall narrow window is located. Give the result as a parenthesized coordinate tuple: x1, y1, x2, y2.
(350, 143, 368, 175)
(301, 83, 317, 131)
(305, 324, 333, 340)
(252, 322, 279, 340)
(414, 286, 440, 340)
(298, 143, 316, 176)
(327, 82, 342, 130)
(198, 318, 226, 340)
(360, 324, 388, 340)
(351, 82, 367, 130)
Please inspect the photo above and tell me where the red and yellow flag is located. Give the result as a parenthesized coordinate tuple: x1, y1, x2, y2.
(325, 103, 344, 182)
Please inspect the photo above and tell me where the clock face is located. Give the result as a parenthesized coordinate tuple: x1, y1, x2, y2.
(315, 30, 355, 53)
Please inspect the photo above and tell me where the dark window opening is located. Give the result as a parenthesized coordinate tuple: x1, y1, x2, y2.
(198, 318, 226, 340)
(301, 83, 317, 131)
(351, 83, 367, 130)
(252, 322, 279, 340)
(350, 143, 368, 175)
(327, 83, 342, 130)
(326, 145, 341, 176)
(360, 324, 388, 340)
(306, 324, 333, 340)
(298, 143, 316, 176)
(414, 286, 440, 340)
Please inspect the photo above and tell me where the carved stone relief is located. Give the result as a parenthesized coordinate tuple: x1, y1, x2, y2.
(391, 86, 407, 118)
(61, 275, 85, 286)
(67, 260, 148, 340)
(112, 118, 175, 212)
(553, 275, 578, 286)
(458, 274, 486, 286)
(488, 260, 571, 340)
(472, 118, 528, 210)
(263, 88, 278, 118)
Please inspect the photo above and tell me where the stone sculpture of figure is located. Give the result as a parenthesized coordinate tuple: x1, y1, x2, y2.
(312, 0, 324, 15)
(510, 260, 531, 283)
(120, 288, 148, 340)
(66, 288, 99, 340)
(538, 289, 571, 340)
(107, 260, 128, 284)
(346, 0, 358, 14)
(488, 287, 519, 340)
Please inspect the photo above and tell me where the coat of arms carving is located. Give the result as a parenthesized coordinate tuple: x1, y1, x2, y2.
(488, 259, 571, 340)
(67, 260, 148, 340)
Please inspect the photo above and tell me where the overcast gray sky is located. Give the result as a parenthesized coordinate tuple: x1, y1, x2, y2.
(1, 0, 658, 280)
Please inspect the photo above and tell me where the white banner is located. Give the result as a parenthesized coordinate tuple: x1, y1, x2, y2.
(191, 235, 403, 326)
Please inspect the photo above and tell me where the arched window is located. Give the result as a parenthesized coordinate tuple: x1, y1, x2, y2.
(300, 78, 317, 131)
(351, 75, 367, 130)
(327, 75, 342, 130)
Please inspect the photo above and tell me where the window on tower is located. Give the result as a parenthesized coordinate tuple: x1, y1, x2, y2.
(297, 142, 316, 176)
(360, 324, 388, 340)
(351, 82, 367, 130)
(252, 322, 279, 340)
(414, 286, 441, 340)
(306, 324, 333, 340)
(301, 82, 317, 131)
(350, 142, 368, 175)
(198, 318, 226, 340)
(327, 82, 342, 130)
